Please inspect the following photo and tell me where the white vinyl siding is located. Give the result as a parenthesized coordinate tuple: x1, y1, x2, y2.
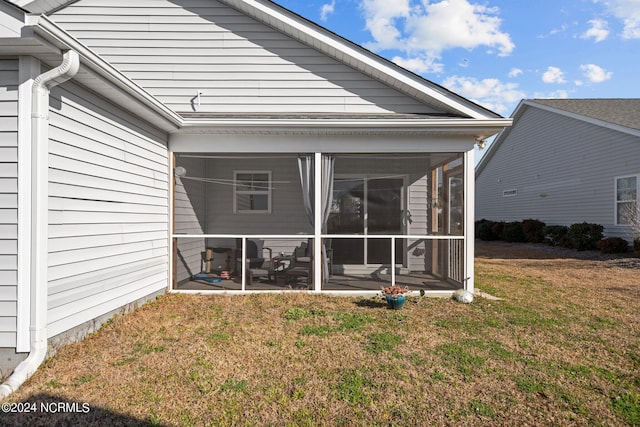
(0, 59, 18, 348)
(476, 105, 640, 241)
(51, 0, 438, 114)
(47, 81, 169, 338)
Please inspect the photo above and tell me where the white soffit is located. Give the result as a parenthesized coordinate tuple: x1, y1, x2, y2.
(10, 0, 76, 14)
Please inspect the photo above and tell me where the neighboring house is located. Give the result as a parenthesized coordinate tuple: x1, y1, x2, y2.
(0, 0, 509, 389)
(476, 98, 640, 243)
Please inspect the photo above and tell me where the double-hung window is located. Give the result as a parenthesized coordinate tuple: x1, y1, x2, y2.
(234, 171, 271, 213)
(615, 175, 638, 225)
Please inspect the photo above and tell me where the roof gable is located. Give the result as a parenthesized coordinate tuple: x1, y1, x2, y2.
(476, 98, 640, 177)
(38, 0, 501, 119)
(50, 0, 443, 116)
(528, 99, 640, 132)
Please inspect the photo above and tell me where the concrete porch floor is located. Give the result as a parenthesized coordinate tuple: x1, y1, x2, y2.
(175, 272, 459, 292)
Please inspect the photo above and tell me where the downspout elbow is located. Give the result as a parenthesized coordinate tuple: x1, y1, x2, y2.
(34, 50, 80, 91)
(0, 50, 79, 400)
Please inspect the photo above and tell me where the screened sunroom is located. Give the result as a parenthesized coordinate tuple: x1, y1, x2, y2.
(171, 141, 474, 295)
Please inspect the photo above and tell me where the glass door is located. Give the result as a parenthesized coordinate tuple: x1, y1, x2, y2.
(367, 178, 404, 264)
(328, 176, 405, 266)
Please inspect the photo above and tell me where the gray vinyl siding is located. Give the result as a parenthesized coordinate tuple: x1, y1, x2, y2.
(51, 0, 438, 115)
(47, 81, 169, 338)
(407, 175, 429, 271)
(476, 106, 640, 241)
(0, 59, 18, 348)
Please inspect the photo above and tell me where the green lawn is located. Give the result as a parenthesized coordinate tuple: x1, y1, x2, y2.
(2, 243, 639, 426)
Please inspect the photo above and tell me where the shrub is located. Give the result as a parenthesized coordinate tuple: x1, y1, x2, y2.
(491, 221, 505, 240)
(566, 222, 604, 251)
(501, 221, 526, 242)
(543, 225, 569, 246)
(634, 237, 640, 256)
(522, 219, 546, 243)
(476, 219, 499, 241)
(597, 237, 629, 254)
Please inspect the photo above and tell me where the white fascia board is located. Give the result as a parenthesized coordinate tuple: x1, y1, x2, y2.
(222, 0, 500, 120)
(179, 118, 512, 138)
(23, 14, 183, 132)
(170, 133, 477, 154)
(525, 100, 640, 138)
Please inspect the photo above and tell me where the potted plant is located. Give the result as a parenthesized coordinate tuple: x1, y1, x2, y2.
(381, 285, 410, 310)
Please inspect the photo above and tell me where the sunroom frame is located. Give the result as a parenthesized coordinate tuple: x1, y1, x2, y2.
(168, 120, 491, 295)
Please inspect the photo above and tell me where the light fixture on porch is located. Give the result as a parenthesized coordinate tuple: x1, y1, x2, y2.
(174, 166, 187, 177)
(475, 137, 487, 149)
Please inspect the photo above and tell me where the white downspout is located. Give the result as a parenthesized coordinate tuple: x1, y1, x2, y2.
(0, 50, 80, 399)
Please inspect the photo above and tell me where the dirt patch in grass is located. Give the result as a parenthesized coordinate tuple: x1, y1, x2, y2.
(2, 241, 639, 426)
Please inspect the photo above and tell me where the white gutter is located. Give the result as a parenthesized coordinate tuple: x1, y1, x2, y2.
(0, 50, 80, 399)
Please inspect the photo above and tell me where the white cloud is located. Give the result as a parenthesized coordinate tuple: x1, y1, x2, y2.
(598, 0, 640, 39)
(581, 19, 610, 42)
(508, 68, 523, 78)
(320, 0, 336, 22)
(542, 66, 567, 84)
(361, 0, 514, 73)
(442, 75, 526, 114)
(538, 23, 570, 39)
(580, 63, 613, 82)
(361, 0, 411, 49)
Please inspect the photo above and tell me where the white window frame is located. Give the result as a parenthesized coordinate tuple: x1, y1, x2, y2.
(234, 170, 272, 214)
(614, 174, 639, 226)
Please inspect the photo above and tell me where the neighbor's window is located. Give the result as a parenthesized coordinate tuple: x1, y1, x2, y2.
(234, 171, 271, 213)
(616, 175, 638, 225)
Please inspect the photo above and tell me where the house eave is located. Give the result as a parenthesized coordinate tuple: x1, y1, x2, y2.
(177, 118, 512, 139)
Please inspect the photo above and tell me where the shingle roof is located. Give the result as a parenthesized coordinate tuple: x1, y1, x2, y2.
(530, 98, 640, 131)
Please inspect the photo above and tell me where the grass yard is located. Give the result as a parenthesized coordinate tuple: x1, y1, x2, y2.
(2, 241, 640, 426)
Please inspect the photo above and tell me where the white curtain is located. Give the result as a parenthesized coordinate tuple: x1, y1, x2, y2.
(297, 155, 314, 225)
(298, 155, 335, 284)
(321, 155, 334, 233)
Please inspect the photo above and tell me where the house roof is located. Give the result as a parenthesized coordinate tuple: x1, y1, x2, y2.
(475, 98, 640, 177)
(9, 0, 505, 122)
(531, 99, 640, 132)
(218, 0, 503, 120)
(3, 0, 511, 138)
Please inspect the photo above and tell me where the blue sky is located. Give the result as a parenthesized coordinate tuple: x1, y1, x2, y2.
(274, 0, 640, 117)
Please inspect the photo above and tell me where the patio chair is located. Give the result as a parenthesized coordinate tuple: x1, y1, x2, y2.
(287, 240, 312, 285)
(237, 239, 273, 285)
